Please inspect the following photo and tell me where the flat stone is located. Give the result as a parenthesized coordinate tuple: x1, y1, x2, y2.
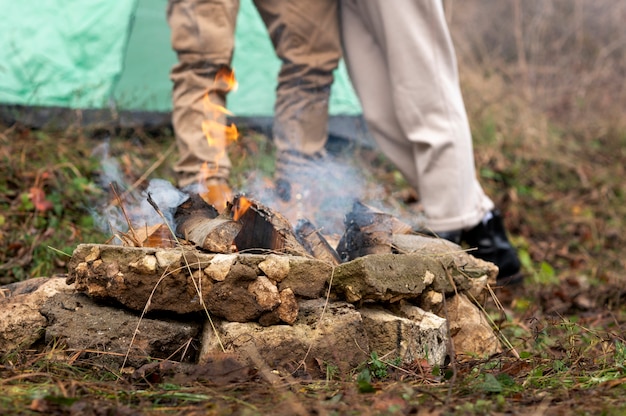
(41, 291, 202, 369)
(393, 234, 498, 292)
(332, 242, 497, 303)
(199, 299, 369, 378)
(332, 253, 437, 303)
(67, 244, 332, 319)
(360, 305, 449, 367)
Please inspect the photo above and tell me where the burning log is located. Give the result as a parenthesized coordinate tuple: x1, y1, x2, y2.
(295, 219, 341, 266)
(336, 201, 416, 261)
(232, 195, 309, 257)
(174, 193, 241, 253)
(337, 201, 396, 261)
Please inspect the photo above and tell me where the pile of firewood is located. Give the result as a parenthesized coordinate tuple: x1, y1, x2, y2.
(172, 193, 417, 264)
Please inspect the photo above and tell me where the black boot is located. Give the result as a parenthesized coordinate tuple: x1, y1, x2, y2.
(461, 210, 523, 286)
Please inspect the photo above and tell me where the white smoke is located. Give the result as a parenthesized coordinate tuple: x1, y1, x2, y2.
(90, 141, 188, 240)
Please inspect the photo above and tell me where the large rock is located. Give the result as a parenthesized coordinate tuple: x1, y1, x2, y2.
(0, 277, 73, 352)
(332, 254, 435, 303)
(360, 305, 449, 367)
(41, 291, 203, 369)
(431, 293, 502, 357)
(199, 299, 370, 378)
(67, 244, 332, 322)
(0, 276, 203, 367)
(331, 234, 497, 303)
(392, 234, 497, 297)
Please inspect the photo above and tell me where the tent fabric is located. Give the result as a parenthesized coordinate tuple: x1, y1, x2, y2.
(0, 0, 361, 117)
(0, 0, 138, 109)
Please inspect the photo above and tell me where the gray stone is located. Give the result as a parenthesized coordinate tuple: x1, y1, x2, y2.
(41, 291, 202, 369)
(199, 299, 369, 378)
(360, 305, 449, 367)
(332, 238, 498, 303)
(0, 277, 72, 352)
(393, 234, 498, 294)
(332, 253, 436, 303)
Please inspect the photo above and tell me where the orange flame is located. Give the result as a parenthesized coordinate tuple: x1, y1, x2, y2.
(199, 67, 239, 179)
(214, 66, 238, 93)
(233, 196, 252, 221)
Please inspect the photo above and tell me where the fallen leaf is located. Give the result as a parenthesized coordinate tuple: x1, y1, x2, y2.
(29, 187, 53, 212)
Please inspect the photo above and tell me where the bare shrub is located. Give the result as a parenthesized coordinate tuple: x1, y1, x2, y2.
(446, 0, 626, 136)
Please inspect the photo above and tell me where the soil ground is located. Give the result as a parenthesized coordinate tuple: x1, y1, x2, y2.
(2, 120, 626, 415)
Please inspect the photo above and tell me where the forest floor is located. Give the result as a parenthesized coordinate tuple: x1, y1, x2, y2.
(2, 116, 626, 415)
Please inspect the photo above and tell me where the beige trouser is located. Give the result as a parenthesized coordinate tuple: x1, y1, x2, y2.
(340, 0, 494, 232)
(167, 0, 342, 187)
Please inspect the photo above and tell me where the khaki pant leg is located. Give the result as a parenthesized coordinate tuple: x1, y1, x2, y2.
(253, 0, 342, 167)
(340, 0, 418, 181)
(340, 0, 493, 232)
(167, 0, 238, 187)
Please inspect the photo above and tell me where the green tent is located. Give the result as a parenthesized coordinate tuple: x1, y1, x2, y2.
(0, 0, 362, 128)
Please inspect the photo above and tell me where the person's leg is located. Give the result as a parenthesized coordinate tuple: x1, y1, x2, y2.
(341, 0, 493, 233)
(253, 0, 342, 180)
(248, 0, 342, 223)
(340, 0, 520, 283)
(340, 0, 420, 185)
(167, 0, 238, 209)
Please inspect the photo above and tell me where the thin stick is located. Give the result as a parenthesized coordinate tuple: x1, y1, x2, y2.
(146, 192, 225, 352)
(121, 142, 176, 200)
(292, 265, 336, 375)
(111, 182, 141, 246)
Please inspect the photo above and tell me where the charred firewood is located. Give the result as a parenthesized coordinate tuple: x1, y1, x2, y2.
(295, 219, 341, 266)
(174, 193, 241, 253)
(360, 202, 414, 235)
(232, 195, 309, 257)
(337, 201, 395, 261)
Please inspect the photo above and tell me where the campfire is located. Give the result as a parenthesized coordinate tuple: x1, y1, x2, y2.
(1, 143, 505, 378)
(26, 69, 504, 378)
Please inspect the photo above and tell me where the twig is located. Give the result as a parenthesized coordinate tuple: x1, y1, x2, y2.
(441, 294, 458, 405)
(47, 246, 72, 258)
(0, 372, 58, 384)
(292, 265, 336, 375)
(111, 182, 141, 246)
(478, 285, 521, 359)
(121, 142, 176, 200)
(146, 192, 225, 353)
